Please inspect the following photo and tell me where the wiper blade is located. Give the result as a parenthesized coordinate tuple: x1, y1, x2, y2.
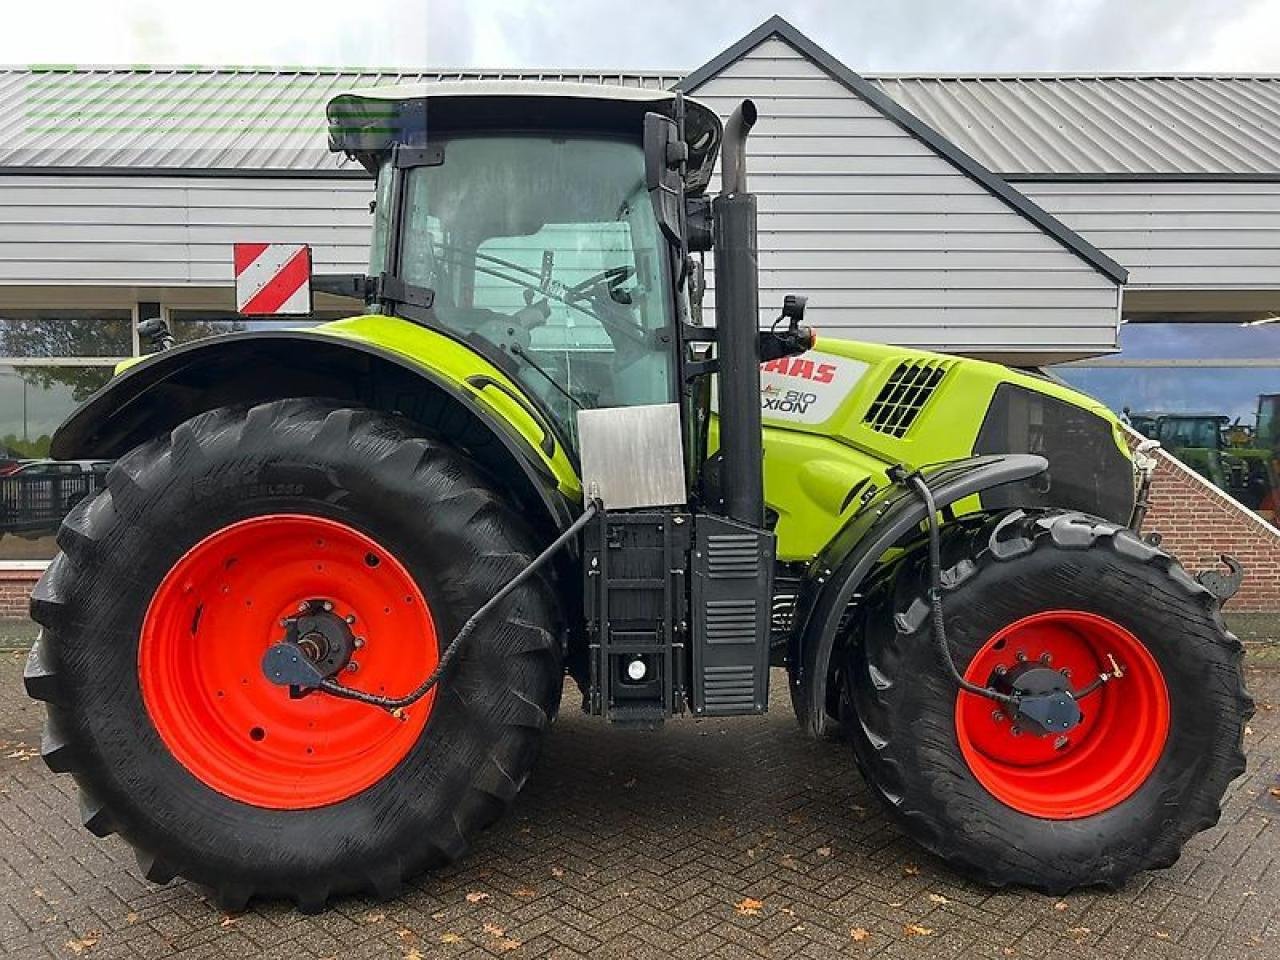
(510, 344, 585, 410)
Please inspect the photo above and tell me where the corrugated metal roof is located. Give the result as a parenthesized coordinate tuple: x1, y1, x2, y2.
(870, 76, 1280, 176)
(0, 67, 680, 170)
(3, 66, 1280, 177)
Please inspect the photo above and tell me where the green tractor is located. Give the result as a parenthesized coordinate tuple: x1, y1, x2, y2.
(25, 84, 1251, 911)
(1137, 411, 1276, 514)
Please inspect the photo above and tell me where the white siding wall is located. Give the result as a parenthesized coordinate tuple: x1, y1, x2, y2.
(692, 39, 1120, 359)
(0, 175, 374, 284)
(1023, 180, 1280, 290)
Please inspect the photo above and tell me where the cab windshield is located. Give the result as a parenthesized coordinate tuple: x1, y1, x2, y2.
(373, 135, 675, 449)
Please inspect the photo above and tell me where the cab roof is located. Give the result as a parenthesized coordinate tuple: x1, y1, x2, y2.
(327, 80, 722, 193)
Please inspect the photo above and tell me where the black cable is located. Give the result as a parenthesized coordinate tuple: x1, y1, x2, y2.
(319, 499, 602, 713)
(908, 475, 1021, 708)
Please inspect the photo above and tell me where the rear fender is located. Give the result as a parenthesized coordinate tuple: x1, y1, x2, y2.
(51, 326, 580, 536)
(788, 454, 1048, 738)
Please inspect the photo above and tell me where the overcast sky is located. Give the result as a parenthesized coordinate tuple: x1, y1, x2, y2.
(4, 0, 1280, 73)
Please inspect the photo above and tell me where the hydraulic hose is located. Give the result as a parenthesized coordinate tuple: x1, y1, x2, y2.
(908, 475, 1021, 707)
(318, 499, 602, 712)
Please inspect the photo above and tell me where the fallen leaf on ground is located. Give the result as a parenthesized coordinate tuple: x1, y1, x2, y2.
(735, 897, 764, 917)
(779, 855, 799, 870)
(495, 939, 521, 952)
(1053, 901, 1068, 911)
(464, 891, 490, 904)
(550, 866, 565, 878)
(440, 932, 463, 945)
(361, 910, 385, 923)
(904, 864, 920, 876)
(125, 913, 139, 924)
(219, 915, 238, 928)
(430, 912, 446, 921)
(1268, 787, 1280, 799)
(816, 846, 832, 857)
(483, 923, 506, 938)
(904, 923, 932, 936)
(65, 934, 100, 955)
(889, 901, 905, 908)
(513, 886, 537, 898)
(396, 928, 416, 941)
(927, 893, 949, 905)
(1003, 949, 1017, 956)
(850, 927, 870, 942)
(779, 906, 796, 918)
(1067, 927, 1091, 939)
(404, 950, 423, 960)
(1155, 931, 1170, 940)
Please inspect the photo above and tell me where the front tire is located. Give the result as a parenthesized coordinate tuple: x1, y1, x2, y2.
(25, 399, 562, 911)
(845, 509, 1253, 893)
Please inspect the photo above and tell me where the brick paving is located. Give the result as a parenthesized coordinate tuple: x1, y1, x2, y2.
(1, 649, 1277, 960)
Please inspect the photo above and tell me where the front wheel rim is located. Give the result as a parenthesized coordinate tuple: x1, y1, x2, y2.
(139, 514, 438, 809)
(954, 610, 1170, 820)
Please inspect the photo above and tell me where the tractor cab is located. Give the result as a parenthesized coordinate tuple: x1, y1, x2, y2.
(327, 83, 723, 451)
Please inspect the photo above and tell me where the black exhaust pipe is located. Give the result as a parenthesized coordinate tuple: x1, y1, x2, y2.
(713, 99, 763, 526)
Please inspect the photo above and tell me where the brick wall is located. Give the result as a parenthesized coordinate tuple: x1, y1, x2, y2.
(1138, 444, 1280, 613)
(0, 569, 40, 619)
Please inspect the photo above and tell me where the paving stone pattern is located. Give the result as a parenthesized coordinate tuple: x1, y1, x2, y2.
(2, 653, 1278, 959)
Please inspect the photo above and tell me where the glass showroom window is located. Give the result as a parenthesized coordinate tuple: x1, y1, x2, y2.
(0, 309, 131, 561)
(1057, 320, 1280, 522)
(167, 310, 338, 344)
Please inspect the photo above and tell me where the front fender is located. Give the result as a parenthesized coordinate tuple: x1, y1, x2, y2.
(52, 319, 581, 534)
(788, 453, 1048, 738)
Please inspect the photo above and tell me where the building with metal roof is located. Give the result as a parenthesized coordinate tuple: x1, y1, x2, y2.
(0, 15, 1277, 572)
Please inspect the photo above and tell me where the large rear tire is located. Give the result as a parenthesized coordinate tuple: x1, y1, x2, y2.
(25, 399, 562, 912)
(844, 509, 1252, 893)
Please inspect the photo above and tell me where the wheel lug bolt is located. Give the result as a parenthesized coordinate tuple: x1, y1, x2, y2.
(347, 661, 359, 673)
(1060, 667, 1072, 679)
(297, 601, 309, 613)
(322, 601, 334, 612)
(346, 614, 357, 625)
(994, 665, 1007, 677)
(354, 637, 365, 649)
(991, 710, 1004, 722)
(1054, 735, 1069, 750)
(1039, 652, 1052, 665)
(1015, 650, 1027, 662)
(1010, 725, 1022, 737)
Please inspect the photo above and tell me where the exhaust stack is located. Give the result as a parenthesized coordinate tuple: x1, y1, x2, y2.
(713, 100, 764, 525)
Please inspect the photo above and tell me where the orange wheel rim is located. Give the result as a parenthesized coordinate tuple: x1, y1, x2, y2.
(954, 610, 1170, 820)
(139, 515, 437, 809)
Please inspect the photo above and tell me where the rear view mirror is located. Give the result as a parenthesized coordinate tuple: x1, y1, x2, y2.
(644, 113, 684, 247)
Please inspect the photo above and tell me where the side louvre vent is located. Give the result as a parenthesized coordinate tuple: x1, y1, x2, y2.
(864, 360, 950, 437)
(690, 516, 775, 717)
(703, 665, 756, 710)
(706, 534, 760, 577)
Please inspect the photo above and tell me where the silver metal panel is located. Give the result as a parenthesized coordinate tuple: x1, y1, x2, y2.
(0, 174, 374, 284)
(1025, 180, 1280, 289)
(577, 403, 686, 511)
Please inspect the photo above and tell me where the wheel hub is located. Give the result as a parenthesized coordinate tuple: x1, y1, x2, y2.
(262, 600, 359, 694)
(990, 661, 1083, 737)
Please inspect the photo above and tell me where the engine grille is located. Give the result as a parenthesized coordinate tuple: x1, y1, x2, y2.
(864, 360, 950, 437)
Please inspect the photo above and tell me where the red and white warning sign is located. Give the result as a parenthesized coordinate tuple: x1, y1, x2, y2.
(234, 243, 313, 315)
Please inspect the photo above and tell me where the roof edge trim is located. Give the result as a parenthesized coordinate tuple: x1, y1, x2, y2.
(675, 15, 1129, 286)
